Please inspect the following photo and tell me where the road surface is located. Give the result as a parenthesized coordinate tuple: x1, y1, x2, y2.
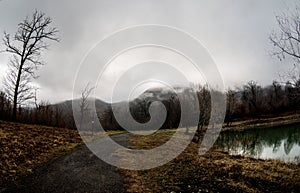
(4, 134, 132, 193)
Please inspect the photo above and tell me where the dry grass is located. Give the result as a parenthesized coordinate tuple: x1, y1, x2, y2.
(0, 120, 82, 188)
(128, 129, 176, 150)
(117, 130, 300, 193)
(0, 120, 125, 190)
(80, 130, 126, 143)
(223, 112, 300, 131)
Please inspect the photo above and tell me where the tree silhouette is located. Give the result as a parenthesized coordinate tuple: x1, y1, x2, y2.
(270, 5, 300, 90)
(2, 10, 59, 120)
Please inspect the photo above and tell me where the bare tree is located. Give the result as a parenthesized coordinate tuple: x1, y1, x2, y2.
(270, 5, 300, 87)
(0, 91, 11, 120)
(193, 84, 211, 143)
(242, 81, 262, 117)
(2, 10, 59, 120)
(225, 89, 236, 126)
(79, 84, 94, 130)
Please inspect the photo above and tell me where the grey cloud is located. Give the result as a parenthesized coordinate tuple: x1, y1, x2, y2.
(0, 0, 298, 103)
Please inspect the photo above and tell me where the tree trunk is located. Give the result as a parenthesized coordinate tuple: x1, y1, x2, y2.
(12, 61, 23, 121)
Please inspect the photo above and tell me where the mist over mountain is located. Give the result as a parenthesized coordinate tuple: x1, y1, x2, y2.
(54, 86, 194, 131)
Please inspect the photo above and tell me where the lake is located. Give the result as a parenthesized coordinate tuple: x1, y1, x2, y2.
(215, 123, 300, 163)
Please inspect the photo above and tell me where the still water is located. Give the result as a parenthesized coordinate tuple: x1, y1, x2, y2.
(215, 123, 300, 163)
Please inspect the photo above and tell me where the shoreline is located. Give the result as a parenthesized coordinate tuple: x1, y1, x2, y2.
(222, 113, 300, 131)
(118, 128, 300, 193)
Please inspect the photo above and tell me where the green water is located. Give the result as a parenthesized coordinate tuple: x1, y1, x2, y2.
(215, 123, 300, 163)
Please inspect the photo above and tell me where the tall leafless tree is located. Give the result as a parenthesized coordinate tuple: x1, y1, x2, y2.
(79, 84, 94, 130)
(193, 84, 211, 143)
(242, 81, 262, 117)
(2, 10, 59, 120)
(226, 89, 236, 126)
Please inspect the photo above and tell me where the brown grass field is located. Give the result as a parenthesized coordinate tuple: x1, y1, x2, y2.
(117, 130, 300, 193)
(0, 120, 124, 190)
(0, 120, 82, 189)
(1, 112, 300, 192)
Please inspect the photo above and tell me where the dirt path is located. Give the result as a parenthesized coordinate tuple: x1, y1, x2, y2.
(3, 134, 132, 193)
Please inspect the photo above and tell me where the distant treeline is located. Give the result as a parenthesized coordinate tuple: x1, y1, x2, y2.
(0, 94, 75, 128)
(0, 80, 299, 130)
(100, 80, 300, 131)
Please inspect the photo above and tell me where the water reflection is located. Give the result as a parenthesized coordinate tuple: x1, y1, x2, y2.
(215, 123, 300, 163)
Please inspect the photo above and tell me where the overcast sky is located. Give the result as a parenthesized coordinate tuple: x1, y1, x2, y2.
(0, 0, 298, 103)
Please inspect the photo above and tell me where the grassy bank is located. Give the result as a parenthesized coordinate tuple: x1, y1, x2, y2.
(223, 112, 300, 131)
(0, 120, 82, 189)
(0, 120, 125, 190)
(117, 130, 300, 193)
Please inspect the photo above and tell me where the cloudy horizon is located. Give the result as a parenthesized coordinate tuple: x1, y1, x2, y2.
(0, 0, 298, 104)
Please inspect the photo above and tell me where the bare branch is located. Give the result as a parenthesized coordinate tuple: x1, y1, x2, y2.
(270, 4, 300, 89)
(2, 10, 59, 120)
